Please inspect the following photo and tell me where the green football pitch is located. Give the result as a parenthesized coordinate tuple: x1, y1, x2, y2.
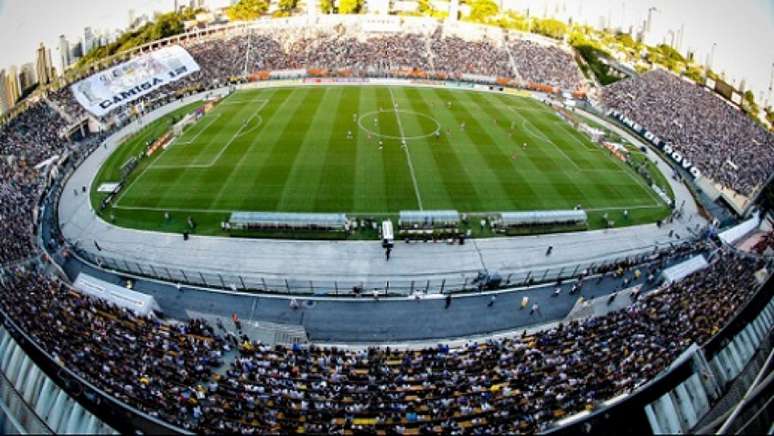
(92, 85, 671, 236)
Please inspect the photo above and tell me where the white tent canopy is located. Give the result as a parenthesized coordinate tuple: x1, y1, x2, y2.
(229, 211, 349, 230)
(500, 210, 587, 226)
(399, 210, 460, 227)
(718, 214, 761, 245)
(660, 255, 709, 284)
(73, 273, 160, 316)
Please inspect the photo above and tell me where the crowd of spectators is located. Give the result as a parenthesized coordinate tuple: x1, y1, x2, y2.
(185, 34, 252, 82)
(0, 248, 762, 433)
(48, 87, 88, 122)
(602, 70, 774, 197)
(0, 268, 225, 427)
(0, 161, 39, 264)
(509, 39, 584, 90)
(429, 29, 513, 78)
(45, 23, 588, 122)
(0, 102, 67, 162)
(0, 20, 768, 433)
(0, 102, 68, 264)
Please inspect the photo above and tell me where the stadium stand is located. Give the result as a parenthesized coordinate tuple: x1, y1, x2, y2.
(602, 70, 774, 197)
(0, 18, 771, 434)
(45, 23, 587, 124)
(508, 39, 584, 90)
(0, 249, 762, 433)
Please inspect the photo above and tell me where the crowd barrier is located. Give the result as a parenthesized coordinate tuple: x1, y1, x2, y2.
(67, 245, 667, 297)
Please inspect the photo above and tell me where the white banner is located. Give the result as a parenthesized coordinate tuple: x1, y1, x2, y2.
(71, 45, 200, 117)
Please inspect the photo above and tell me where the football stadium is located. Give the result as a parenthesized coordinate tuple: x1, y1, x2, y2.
(0, 0, 773, 434)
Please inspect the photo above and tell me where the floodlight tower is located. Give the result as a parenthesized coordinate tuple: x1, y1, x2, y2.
(706, 42, 717, 71)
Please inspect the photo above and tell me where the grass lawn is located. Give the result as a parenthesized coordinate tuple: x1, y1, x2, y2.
(92, 86, 671, 237)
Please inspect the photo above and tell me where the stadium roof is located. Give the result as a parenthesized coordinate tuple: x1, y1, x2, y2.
(399, 210, 460, 225)
(229, 211, 349, 229)
(499, 210, 587, 226)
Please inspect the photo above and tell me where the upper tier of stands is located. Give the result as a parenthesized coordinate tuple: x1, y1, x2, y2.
(47, 24, 586, 122)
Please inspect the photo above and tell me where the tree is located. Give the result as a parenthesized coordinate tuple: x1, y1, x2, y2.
(496, 11, 528, 31)
(278, 0, 298, 13)
(226, 0, 268, 21)
(656, 44, 685, 63)
(319, 0, 334, 13)
(76, 8, 199, 68)
(468, 0, 498, 22)
(338, 0, 363, 14)
(531, 18, 567, 40)
(742, 90, 760, 117)
(615, 32, 637, 49)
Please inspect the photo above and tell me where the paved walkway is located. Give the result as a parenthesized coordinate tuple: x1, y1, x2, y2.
(58, 90, 706, 291)
(63, 254, 673, 344)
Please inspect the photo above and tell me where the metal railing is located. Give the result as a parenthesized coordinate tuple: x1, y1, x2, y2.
(68, 244, 667, 296)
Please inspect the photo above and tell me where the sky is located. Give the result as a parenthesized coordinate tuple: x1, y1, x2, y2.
(0, 0, 772, 105)
(506, 0, 774, 103)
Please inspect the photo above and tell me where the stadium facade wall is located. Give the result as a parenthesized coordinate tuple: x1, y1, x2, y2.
(0, 324, 115, 434)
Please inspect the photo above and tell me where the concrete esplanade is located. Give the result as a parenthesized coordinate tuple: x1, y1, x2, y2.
(58, 82, 706, 295)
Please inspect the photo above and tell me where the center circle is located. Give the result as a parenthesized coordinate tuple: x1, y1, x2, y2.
(357, 110, 441, 140)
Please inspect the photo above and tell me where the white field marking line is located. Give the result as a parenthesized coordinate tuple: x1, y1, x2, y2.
(535, 113, 665, 207)
(177, 113, 223, 145)
(610, 157, 664, 207)
(388, 87, 424, 210)
(488, 100, 554, 115)
(207, 130, 264, 210)
(505, 105, 580, 171)
(113, 155, 158, 206)
(114, 101, 268, 206)
(219, 98, 268, 106)
(112, 120, 184, 205)
(152, 99, 268, 170)
(357, 110, 440, 141)
(113, 204, 235, 214)
(547, 119, 605, 153)
(207, 93, 294, 209)
(234, 116, 263, 138)
(111, 203, 665, 214)
(585, 204, 665, 212)
(505, 103, 663, 208)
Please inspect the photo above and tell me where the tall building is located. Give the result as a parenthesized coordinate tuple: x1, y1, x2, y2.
(4, 66, 21, 107)
(83, 26, 96, 54)
(448, 0, 459, 21)
(70, 41, 83, 64)
(19, 63, 37, 92)
(35, 42, 53, 86)
(0, 70, 9, 115)
(59, 35, 71, 72)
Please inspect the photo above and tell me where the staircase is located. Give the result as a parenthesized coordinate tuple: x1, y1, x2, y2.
(505, 44, 525, 84)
